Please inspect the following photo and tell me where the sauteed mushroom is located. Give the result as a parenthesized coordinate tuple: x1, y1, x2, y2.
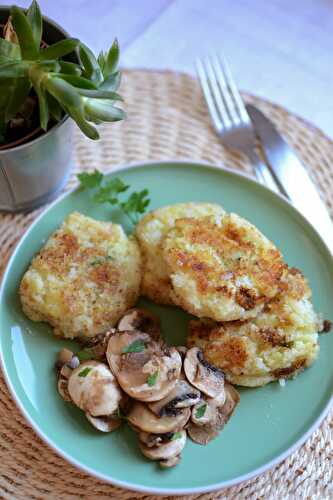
(118, 308, 161, 340)
(188, 382, 240, 445)
(148, 380, 201, 416)
(184, 347, 225, 397)
(127, 402, 190, 434)
(85, 412, 122, 432)
(68, 361, 122, 417)
(106, 331, 182, 402)
(139, 430, 186, 466)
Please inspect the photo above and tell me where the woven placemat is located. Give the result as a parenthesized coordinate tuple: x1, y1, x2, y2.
(0, 69, 332, 500)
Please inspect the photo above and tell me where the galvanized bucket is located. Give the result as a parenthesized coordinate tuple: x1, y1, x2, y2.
(0, 7, 75, 213)
(0, 117, 74, 212)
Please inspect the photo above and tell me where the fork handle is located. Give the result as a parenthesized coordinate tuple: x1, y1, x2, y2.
(248, 150, 289, 198)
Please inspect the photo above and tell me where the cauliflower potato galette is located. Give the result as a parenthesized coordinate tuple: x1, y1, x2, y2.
(188, 268, 321, 386)
(163, 213, 285, 322)
(20, 212, 141, 339)
(135, 202, 225, 305)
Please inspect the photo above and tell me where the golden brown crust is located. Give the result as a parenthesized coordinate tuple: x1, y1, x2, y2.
(20, 212, 142, 339)
(164, 214, 286, 321)
(136, 202, 226, 305)
(187, 267, 320, 387)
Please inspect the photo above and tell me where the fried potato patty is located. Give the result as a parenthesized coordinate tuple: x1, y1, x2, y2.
(188, 268, 321, 386)
(20, 212, 141, 339)
(163, 213, 285, 321)
(135, 202, 225, 304)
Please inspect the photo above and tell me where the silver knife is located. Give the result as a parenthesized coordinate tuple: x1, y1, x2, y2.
(246, 104, 333, 255)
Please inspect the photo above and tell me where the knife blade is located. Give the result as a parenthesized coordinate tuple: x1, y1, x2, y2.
(246, 104, 333, 254)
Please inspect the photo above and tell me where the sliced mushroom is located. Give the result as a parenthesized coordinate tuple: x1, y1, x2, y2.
(57, 364, 73, 402)
(106, 331, 182, 402)
(60, 364, 73, 379)
(176, 346, 187, 359)
(138, 431, 175, 448)
(191, 400, 218, 427)
(160, 455, 181, 468)
(57, 348, 74, 366)
(139, 430, 186, 462)
(58, 379, 71, 402)
(214, 383, 240, 430)
(127, 402, 190, 434)
(187, 422, 219, 445)
(79, 330, 115, 361)
(68, 361, 122, 417)
(118, 308, 161, 340)
(85, 412, 122, 432)
(148, 380, 201, 416)
(184, 347, 224, 398)
(187, 383, 240, 445)
(55, 348, 79, 371)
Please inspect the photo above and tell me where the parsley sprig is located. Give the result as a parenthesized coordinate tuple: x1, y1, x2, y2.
(77, 169, 150, 225)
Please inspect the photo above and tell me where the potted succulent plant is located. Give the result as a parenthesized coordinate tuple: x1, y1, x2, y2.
(0, 1, 125, 212)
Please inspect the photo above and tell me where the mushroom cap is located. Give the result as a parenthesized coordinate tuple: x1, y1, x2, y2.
(148, 380, 201, 416)
(106, 331, 182, 402)
(184, 347, 225, 397)
(191, 400, 218, 426)
(68, 361, 122, 417)
(139, 430, 186, 460)
(215, 382, 240, 428)
(85, 412, 122, 432)
(187, 422, 219, 445)
(118, 308, 161, 340)
(127, 402, 190, 433)
(58, 379, 71, 402)
(159, 455, 181, 468)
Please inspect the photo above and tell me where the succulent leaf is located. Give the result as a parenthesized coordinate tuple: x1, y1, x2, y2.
(44, 76, 82, 108)
(0, 38, 20, 61)
(4, 78, 31, 122)
(78, 89, 123, 100)
(1, 1, 125, 141)
(40, 38, 79, 60)
(58, 61, 82, 76)
(84, 99, 125, 122)
(52, 73, 97, 89)
(104, 38, 119, 78)
(10, 6, 38, 59)
(79, 43, 103, 85)
(27, 0, 42, 49)
(100, 71, 121, 91)
(0, 61, 29, 78)
(46, 93, 62, 121)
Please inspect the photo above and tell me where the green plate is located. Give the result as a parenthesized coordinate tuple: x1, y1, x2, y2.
(1, 161, 332, 495)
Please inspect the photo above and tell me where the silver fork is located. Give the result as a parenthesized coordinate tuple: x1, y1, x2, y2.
(196, 55, 288, 197)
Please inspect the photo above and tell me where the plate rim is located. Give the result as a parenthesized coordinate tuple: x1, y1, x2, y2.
(1, 159, 332, 495)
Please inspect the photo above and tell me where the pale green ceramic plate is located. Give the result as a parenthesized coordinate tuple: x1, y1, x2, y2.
(1, 161, 333, 495)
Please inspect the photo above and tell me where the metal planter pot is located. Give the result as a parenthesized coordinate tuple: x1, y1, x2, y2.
(0, 117, 73, 212)
(0, 7, 75, 213)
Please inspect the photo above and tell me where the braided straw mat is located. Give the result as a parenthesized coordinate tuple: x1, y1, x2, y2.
(0, 70, 332, 500)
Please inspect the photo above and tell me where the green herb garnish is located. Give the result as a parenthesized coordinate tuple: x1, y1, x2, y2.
(195, 403, 207, 419)
(76, 349, 94, 361)
(77, 170, 150, 226)
(120, 189, 150, 225)
(77, 170, 104, 189)
(78, 367, 92, 377)
(93, 178, 129, 204)
(171, 431, 182, 441)
(147, 370, 159, 387)
(122, 339, 146, 354)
